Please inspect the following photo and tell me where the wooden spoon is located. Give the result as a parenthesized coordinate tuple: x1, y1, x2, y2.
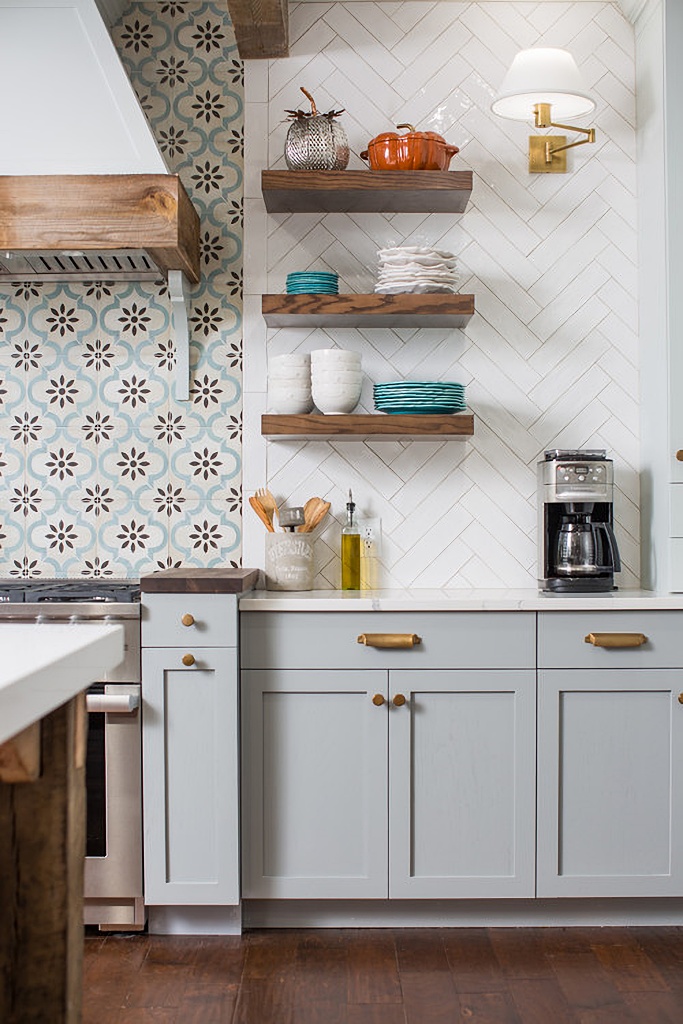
(307, 500, 331, 532)
(300, 498, 330, 533)
(249, 495, 275, 532)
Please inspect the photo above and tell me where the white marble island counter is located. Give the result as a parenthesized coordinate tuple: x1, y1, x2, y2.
(0, 623, 124, 745)
(239, 588, 683, 612)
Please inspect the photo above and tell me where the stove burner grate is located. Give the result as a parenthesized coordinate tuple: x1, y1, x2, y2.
(0, 580, 141, 604)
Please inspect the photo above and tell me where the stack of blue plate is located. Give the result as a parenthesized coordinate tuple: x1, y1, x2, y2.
(374, 381, 466, 415)
(286, 271, 339, 295)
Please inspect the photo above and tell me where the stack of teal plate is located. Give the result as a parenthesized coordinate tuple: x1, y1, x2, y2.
(374, 381, 466, 414)
(286, 271, 339, 295)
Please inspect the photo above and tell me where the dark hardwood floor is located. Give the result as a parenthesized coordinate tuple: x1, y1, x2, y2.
(83, 926, 683, 1023)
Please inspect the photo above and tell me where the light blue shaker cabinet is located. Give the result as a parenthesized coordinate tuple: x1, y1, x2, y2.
(537, 610, 683, 898)
(241, 611, 537, 900)
(141, 588, 241, 907)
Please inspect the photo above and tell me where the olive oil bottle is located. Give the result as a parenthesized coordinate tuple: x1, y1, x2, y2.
(341, 489, 361, 589)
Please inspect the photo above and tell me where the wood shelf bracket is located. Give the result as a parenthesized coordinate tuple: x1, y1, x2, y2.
(168, 270, 191, 402)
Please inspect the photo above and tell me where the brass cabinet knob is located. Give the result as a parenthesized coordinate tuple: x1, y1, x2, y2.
(676, 450, 683, 462)
(371, 693, 385, 707)
(392, 693, 407, 707)
(181, 613, 195, 627)
(357, 633, 422, 648)
(584, 632, 648, 648)
(678, 694, 683, 705)
(182, 653, 196, 666)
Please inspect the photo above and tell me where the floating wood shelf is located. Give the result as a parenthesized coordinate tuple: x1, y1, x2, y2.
(262, 292, 474, 328)
(261, 170, 473, 213)
(262, 413, 474, 441)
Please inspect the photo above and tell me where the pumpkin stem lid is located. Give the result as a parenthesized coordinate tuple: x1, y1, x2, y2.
(285, 85, 345, 120)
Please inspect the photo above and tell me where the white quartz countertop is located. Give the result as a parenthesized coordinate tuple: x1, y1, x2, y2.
(0, 623, 124, 745)
(239, 588, 683, 612)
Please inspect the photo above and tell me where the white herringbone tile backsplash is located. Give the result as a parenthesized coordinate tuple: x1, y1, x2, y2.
(243, 1, 640, 589)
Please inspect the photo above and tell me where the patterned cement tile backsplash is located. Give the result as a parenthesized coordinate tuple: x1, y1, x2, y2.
(242, 1, 641, 590)
(0, 1, 244, 578)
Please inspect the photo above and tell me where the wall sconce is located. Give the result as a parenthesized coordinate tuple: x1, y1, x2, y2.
(491, 47, 596, 173)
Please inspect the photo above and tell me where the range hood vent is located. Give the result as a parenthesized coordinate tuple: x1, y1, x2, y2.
(0, 250, 160, 281)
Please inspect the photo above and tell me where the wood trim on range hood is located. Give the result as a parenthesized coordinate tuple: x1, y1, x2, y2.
(0, 174, 200, 401)
(0, 174, 200, 283)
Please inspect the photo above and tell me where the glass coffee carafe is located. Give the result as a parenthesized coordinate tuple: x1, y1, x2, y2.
(554, 512, 619, 577)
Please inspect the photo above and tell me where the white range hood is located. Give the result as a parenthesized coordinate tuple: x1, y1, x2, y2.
(0, 0, 166, 175)
(0, 0, 199, 399)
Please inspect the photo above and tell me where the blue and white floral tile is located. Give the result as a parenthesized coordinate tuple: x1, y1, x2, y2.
(0, 511, 25, 575)
(27, 439, 98, 503)
(100, 436, 169, 503)
(28, 285, 97, 349)
(0, 443, 26, 500)
(168, 500, 240, 568)
(98, 502, 169, 577)
(25, 497, 98, 577)
(0, 376, 26, 441)
(168, 432, 240, 501)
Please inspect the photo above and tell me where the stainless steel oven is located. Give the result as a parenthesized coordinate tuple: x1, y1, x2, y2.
(0, 580, 144, 930)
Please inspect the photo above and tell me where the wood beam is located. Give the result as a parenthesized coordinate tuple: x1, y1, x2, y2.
(226, 0, 289, 58)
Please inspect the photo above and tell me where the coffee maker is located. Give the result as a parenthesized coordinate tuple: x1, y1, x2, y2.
(538, 449, 621, 593)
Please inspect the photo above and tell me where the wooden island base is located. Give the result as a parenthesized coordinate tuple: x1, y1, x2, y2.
(0, 695, 87, 1024)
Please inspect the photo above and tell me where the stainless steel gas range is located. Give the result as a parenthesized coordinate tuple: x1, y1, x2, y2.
(0, 579, 144, 930)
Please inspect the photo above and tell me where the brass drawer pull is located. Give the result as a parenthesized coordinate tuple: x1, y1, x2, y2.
(182, 653, 196, 666)
(371, 693, 385, 707)
(392, 694, 407, 707)
(357, 633, 422, 649)
(181, 613, 195, 627)
(584, 632, 648, 648)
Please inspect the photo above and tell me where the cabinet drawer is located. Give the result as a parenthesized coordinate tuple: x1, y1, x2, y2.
(142, 593, 237, 648)
(241, 611, 535, 670)
(538, 611, 683, 669)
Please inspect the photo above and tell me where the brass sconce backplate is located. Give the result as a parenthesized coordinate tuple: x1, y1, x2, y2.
(529, 135, 567, 173)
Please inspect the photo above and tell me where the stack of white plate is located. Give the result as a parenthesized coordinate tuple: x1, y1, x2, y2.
(311, 348, 362, 415)
(268, 353, 313, 414)
(375, 245, 460, 294)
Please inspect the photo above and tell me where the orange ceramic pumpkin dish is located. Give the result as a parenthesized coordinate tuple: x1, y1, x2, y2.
(360, 124, 459, 170)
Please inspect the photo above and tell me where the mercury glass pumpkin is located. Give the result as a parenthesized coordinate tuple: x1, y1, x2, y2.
(284, 87, 350, 171)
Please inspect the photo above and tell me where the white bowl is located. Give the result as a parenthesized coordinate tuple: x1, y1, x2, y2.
(311, 368, 363, 385)
(312, 392, 361, 415)
(311, 348, 361, 367)
(269, 383, 312, 399)
(270, 353, 310, 370)
(268, 366, 312, 383)
(268, 392, 314, 414)
(312, 378, 362, 415)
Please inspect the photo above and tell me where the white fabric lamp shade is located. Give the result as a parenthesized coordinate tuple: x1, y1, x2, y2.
(491, 48, 596, 122)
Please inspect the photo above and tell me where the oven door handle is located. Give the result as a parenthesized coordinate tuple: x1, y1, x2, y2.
(86, 693, 140, 714)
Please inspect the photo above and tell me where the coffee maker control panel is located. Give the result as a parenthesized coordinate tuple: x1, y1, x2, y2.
(538, 457, 613, 501)
(556, 462, 606, 489)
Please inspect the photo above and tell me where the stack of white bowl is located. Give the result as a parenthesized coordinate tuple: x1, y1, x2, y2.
(311, 349, 362, 415)
(268, 353, 313, 414)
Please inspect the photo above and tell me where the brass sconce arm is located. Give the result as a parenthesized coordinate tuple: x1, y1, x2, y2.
(530, 102, 596, 173)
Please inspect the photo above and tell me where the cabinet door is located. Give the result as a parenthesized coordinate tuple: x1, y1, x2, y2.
(537, 669, 683, 896)
(242, 669, 388, 898)
(388, 670, 536, 898)
(142, 648, 239, 905)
